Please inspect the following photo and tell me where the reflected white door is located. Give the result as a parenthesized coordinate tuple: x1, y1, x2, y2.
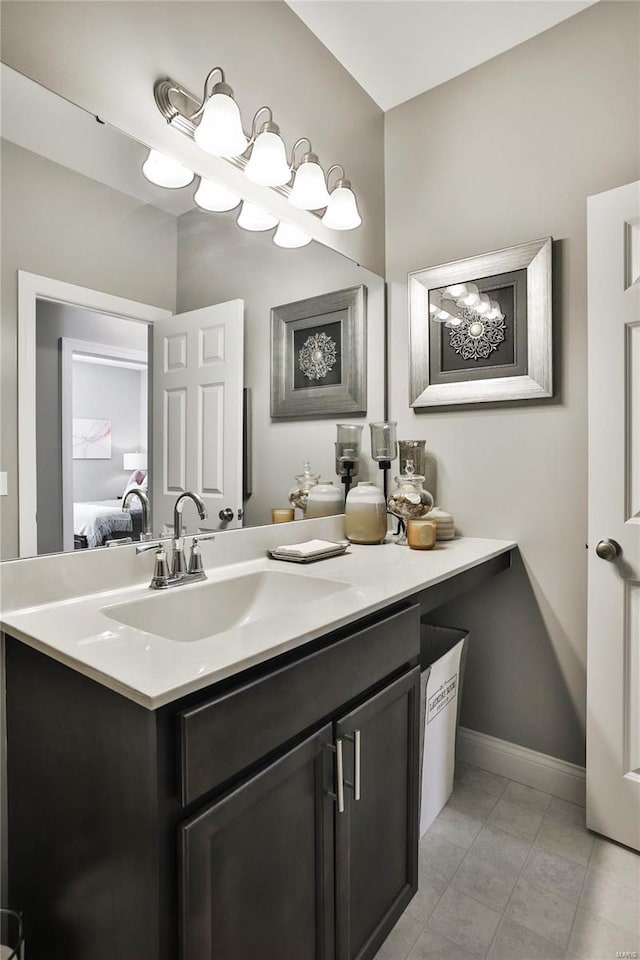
(152, 300, 244, 536)
(587, 180, 640, 850)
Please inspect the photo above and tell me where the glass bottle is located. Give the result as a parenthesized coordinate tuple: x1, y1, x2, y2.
(288, 461, 320, 515)
(387, 460, 434, 544)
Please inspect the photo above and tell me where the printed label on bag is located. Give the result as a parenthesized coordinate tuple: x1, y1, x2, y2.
(427, 674, 457, 723)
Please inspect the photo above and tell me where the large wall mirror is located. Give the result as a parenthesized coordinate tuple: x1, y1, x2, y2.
(0, 65, 386, 561)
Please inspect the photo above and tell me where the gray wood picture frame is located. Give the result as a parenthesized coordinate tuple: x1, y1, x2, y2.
(409, 237, 552, 408)
(271, 285, 367, 419)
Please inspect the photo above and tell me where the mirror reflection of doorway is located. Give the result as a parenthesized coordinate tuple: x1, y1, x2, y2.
(35, 299, 150, 553)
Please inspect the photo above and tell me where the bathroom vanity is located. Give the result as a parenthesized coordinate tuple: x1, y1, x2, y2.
(1, 527, 514, 960)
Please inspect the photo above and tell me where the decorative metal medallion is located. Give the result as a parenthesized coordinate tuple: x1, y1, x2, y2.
(298, 332, 338, 381)
(448, 308, 506, 361)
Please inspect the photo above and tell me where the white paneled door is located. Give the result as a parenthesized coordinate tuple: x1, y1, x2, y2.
(152, 301, 244, 535)
(587, 181, 640, 850)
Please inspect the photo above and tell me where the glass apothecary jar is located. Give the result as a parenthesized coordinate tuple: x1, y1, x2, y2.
(345, 482, 387, 545)
(288, 461, 320, 515)
(387, 460, 434, 544)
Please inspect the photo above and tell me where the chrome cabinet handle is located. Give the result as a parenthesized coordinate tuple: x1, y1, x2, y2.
(343, 730, 361, 801)
(596, 539, 621, 561)
(336, 738, 345, 814)
(218, 508, 234, 522)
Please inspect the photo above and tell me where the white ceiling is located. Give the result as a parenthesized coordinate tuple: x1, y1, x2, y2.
(287, 0, 596, 111)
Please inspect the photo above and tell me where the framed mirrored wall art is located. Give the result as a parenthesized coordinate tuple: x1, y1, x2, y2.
(409, 237, 552, 407)
(271, 284, 367, 419)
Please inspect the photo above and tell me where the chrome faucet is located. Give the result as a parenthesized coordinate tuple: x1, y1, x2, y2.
(136, 492, 212, 590)
(171, 491, 208, 577)
(122, 488, 152, 541)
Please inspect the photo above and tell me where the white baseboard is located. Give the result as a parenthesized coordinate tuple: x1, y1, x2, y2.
(456, 726, 586, 807)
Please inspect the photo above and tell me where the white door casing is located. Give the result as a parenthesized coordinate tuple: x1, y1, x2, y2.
(587, 180, 640, 850)
(152, 301, 244, 536)
(17, 271, 169, 557)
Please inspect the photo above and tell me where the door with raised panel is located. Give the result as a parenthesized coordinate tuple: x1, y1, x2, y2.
(587, 180, 640, 850)
(334, 668, 420, 960)
(179, 724, 335, 960)
(152, 300, 244, 535)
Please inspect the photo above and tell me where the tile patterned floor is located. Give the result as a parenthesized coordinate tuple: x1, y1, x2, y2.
(374, 762, 640, 960)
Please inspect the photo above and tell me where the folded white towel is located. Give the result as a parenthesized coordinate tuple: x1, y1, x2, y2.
(272, 539, 347, 558)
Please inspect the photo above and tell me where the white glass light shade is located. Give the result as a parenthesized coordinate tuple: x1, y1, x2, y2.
(435, 309, 450, 322)
(487, 300, 503, 320)
(237, 201, 279, 232)
(142, 149, 194, 189)
(273, 222, 312, 248)
(445, 317, 462, 328)
(194, 93, 248, 157)
(123, 452, 147, 471)
(322, 185, 362, 231)
(458, 282, 479, 307)
(476, 294, 491, 314)
(245, 130, 291, 186)
(446, 283, 467, 298)
(194, 177, 241, 212)
(289, 160, 330, 210)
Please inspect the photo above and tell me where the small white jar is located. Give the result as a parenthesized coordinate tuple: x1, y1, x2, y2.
(345, 482, 387, 545)
(305, 480, 344, 518)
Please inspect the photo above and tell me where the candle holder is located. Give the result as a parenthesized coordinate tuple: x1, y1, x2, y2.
(335, 424, 363, 498)
(369, 421, 398, 472)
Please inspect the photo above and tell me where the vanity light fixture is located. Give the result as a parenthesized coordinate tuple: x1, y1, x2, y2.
(273, 222, 312, 248)
(187, 68, 248, 157)
(244, 107, 291, 187)
(194, 176, 241, 212)
(141, 149, 194, 188)
(457, 282, 480, 307)
(237, 201, 279, 231)
(288, 138, 330, 210)
(322, 165, 362, 231)
(153, 70, 362, 229)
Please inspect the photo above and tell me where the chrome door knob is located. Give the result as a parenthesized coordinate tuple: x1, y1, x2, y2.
(218, 508, 234, 522)
(595, 539, 621, 561)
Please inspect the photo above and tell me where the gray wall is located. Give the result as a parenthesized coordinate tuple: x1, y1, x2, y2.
(0, 1, 385, 275)
(35, 301, 148, 554)
(176, 210, 386, 526)
(0, 140, 176, 559)
(72, 363, 146, 504)
(385, 0, 640, 766)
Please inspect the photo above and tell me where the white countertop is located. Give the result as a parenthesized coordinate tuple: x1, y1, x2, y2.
(1, 535, 514, 709)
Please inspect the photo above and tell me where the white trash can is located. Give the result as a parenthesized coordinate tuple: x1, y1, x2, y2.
(418, 623, 469, 836)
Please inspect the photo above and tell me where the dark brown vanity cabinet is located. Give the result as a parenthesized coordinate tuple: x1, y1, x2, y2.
(179, 668, 420, 960)
(5, 601, 421, 960)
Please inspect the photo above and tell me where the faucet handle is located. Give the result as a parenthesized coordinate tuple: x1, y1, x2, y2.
(152, 548, 170, 585)
(171, 537, 187, 578)
(188, 538, 204, 575)
(136, 540, 166, 555)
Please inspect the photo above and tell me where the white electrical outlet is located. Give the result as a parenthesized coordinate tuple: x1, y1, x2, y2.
(0, 472, 7, 496)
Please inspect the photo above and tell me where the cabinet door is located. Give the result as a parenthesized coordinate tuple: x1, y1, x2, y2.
(179, 724, 335, 960)
(335, 668, 420, 960)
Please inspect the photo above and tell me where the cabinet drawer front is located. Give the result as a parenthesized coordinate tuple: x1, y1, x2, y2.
(178, 603, 420, 805)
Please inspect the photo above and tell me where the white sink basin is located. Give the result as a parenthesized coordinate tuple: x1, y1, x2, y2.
(101, 569, 351, 642)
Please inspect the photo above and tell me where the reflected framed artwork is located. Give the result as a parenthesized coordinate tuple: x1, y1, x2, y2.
(271, 284, 367, 419)
(72, 418, 112, 459)
(409, 237, 552, 407)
